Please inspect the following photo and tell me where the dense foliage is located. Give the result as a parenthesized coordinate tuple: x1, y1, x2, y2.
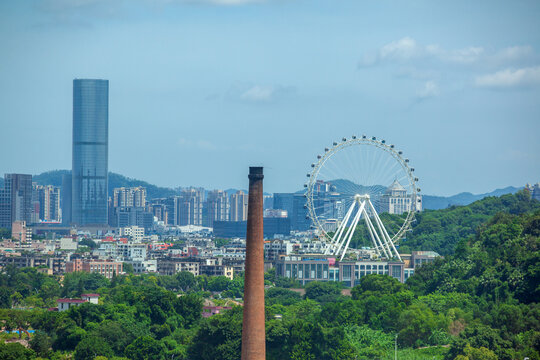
(0, 192, 538, 359)
(402, 191, 540, 255)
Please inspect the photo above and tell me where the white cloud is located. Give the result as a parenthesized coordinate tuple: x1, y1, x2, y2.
(494, 45, 533, 62)
(240, 85, 276, 101)
(236, 84, 295, 102)
(379, 37, 419, 60)
(360, 37, 534, 67)
(475, 66, 540, 88)
(416, 81, 439, 99)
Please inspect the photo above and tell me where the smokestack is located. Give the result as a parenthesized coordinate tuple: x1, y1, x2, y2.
(241, 166, 265, 360)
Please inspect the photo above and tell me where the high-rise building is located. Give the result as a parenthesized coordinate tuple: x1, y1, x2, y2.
(164, 196, 179, 226)
(179, 188, 204, 226)
(230, 190, 248, 221)
(0, 174, 33, 228)
(206, 190, 229, 227)
(273, 193, 310, 231)
(113, 187, 146, 208)
(61, 173, 72, 225)
(72, 79, 109, 225)
(32, 184, 61, 222)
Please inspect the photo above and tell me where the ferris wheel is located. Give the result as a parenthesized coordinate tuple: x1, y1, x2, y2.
(305, 135, 420, 261)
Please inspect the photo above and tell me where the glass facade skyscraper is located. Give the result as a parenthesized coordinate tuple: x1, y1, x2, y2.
(72, 79, 109, 225)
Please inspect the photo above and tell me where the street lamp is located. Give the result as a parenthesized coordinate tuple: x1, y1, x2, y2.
(395, 333, 398, 360)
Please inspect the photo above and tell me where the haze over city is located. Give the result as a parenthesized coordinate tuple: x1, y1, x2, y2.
(1, 0, 539, 195)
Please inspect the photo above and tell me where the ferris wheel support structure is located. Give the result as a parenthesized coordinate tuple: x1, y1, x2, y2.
(327, 194, 402, 261)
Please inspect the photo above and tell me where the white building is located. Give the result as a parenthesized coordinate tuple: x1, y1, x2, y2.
(118, 226, 144, 242)
(379, 179, 421, 214)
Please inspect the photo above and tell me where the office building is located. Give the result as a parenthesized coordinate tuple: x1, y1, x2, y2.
(61, 173, 72, 225)
(273, 193, 310, 231)
(0, 174, 33, 228)
(72, 79, 109, 225)
(275, 254, 407, 286)
(164, 196, 179, 225)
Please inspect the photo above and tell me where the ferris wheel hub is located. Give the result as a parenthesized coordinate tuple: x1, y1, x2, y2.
(354, 194, 370, 201)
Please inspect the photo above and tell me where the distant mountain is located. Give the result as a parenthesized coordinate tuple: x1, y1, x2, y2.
(30, 170, 179, 199)
(422, 186, 521, 210)
(329, 179, 387, 196)
(299, 179, 522, 210)
(0, 171, 522, 206)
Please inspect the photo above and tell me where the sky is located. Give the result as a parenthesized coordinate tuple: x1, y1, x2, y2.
(0, 0, 539, 196)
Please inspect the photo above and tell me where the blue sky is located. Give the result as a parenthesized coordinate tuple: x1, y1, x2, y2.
(0, 0, 539, 196)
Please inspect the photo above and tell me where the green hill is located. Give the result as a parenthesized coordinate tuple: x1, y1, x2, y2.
(399, 190, 540, 255)
(31, 170, 179, 199)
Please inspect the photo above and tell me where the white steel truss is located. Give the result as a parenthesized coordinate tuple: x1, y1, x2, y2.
(326, 194, 402, 261)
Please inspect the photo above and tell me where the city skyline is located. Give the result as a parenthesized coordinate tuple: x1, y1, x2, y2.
(1, 1, 539, 196)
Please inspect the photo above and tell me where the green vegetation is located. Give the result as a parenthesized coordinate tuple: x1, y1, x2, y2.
(0, 192, 538, 359)
(402, 191, 540, 255)
(32, 170, 179, 199)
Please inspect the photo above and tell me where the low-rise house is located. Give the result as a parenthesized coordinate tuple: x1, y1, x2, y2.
(202, 306, 232, 318)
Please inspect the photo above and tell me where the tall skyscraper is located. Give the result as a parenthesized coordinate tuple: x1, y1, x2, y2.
(0, 174, 33, 228)
(72, 79, 109, 225)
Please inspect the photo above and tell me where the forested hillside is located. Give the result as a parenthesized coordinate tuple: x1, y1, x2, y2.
(31, 170, 179, 199)
(400, 191, 540, 255)
(0, 192, 538, 359)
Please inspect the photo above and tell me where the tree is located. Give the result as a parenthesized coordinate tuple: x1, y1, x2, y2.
(207, 276, 231, 292)
(30, 330, 53, 358)
(266, 287, 302, 306)
(188, 306, 242, 360)
(344, 324, 393, 358)
(0, 342, 35, 360)
(74, 336, 114, 360)
(125, 335, 167, 360)
(174, 293, 203, 327)
(176, 271, 196, 292)
(123, 262, 134, 274)
(0, 227, 11, 239)
(304, 281, 342, 303)
(351, 274, 404, 300)
(397, 303, 447, 347)
(79, 238, 98, 249)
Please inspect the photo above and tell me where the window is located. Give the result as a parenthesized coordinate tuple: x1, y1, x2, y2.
(391, 265, 401, 280)
(342, 265, 351, 280)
